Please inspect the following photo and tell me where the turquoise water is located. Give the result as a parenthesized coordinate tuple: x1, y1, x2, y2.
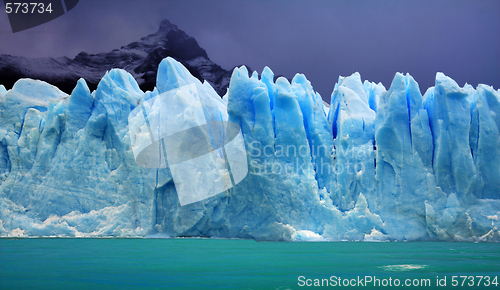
(1, 239, 499, 289)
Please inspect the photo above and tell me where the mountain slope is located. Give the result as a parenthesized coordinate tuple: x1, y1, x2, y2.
(0, 19, 232, 96)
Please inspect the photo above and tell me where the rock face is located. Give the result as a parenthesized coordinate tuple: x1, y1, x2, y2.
(1, 56, 500, 242)
(0, 19, 232, 96)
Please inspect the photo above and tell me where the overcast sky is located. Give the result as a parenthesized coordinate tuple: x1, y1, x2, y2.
(1, 0, 499, 99)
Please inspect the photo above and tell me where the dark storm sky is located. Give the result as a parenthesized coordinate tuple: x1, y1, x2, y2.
(0, 0, 499, 100)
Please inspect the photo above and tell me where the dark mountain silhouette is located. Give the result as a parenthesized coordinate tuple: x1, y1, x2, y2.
(0, 19, 232, 96)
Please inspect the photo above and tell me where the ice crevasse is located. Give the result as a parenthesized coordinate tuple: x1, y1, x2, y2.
(0, 57, 499, 241)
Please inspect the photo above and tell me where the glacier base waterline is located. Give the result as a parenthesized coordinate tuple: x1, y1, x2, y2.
(0, 57, 499, 241)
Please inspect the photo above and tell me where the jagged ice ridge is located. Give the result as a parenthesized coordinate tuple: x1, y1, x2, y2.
(0, 57, 499, 241)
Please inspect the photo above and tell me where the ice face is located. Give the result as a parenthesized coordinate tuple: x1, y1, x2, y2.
(0, 85, 7, 98)
(328, 73, 377, 211)
(0, 57, 499, 241)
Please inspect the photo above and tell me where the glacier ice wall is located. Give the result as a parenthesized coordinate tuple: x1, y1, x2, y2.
(0, 57, 499, 241)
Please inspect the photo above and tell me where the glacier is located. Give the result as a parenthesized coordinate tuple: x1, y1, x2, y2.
(0, 57, 499, 241)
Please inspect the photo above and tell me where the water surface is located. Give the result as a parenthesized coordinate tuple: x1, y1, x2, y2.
(1, 239, 499, 289)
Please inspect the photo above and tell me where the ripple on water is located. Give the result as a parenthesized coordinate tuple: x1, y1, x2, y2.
(379, 264, 428, 272)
